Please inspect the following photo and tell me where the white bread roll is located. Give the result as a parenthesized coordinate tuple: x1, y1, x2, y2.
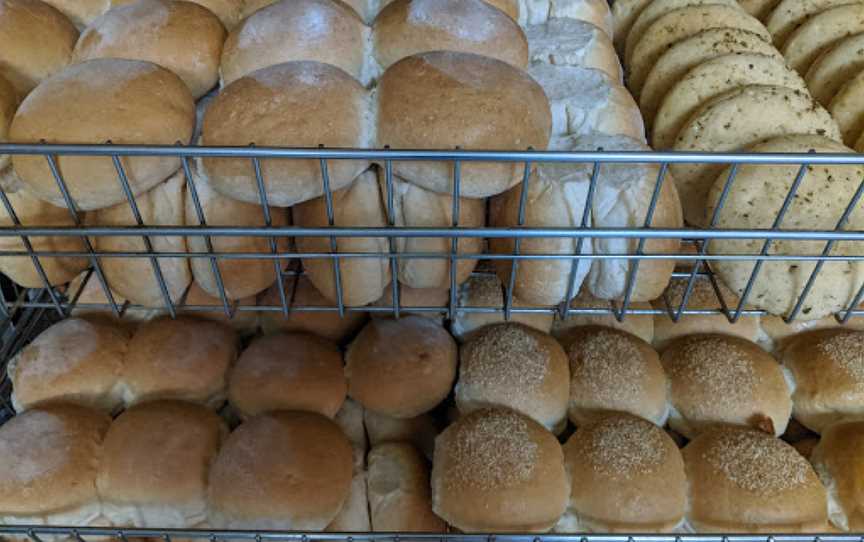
(72, 0, 225, 99)
(97, 401, 227, 528)
(179, 281, 259, 335)
(811, 419, 864, 531)
(91, 170, 191, 308)
(120, 316, 237, 408)
(526, 19, 621, 82)
(0, 405, 110, 528)
(431, 408, 569, 532)
(241, 0, 368, 21)
(661, 334, 792, 438)
(228, 332, 346, 419)
(684, 426, 828, 532)
(456, 323, 569, 432)
(364, 409, 438, 460)
(346, 316, 457, 418)
(112, 0, 242, 29)
(372, 0, 528, 72)
(0, 0, 78, 96)
(520, 0, 612, 35)
(376, 51, 551, 198)
(208, 411, 353, 530)
(293, 170, 390, 307)
(559, 326, 668, 427)
(10, 59, 194, 211)
(66, 271, 148, 324)
(551, 288, 654, 344)
(370, 283, 448, 321)
(201, 61, 371, 208)
(327, 398, 371, 532)
(221, 0, 367, 85)
(368, 442, 445, 532)
(9, 317, 129, 412)
(257, 275, 368, 344)
(42, 0, 109, 30)
(558, 413, 686, 532)
(450, 273, 555, 342)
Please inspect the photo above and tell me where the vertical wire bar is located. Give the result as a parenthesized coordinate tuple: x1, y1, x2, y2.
(0, 279, 9, 319)
(731, 162, 810, 323)
(111, 154, 176, 317)
(788, 175, 864, 322)
(616, 162, 669, 322)
(181, 156, 233, 319)
(383, 153, 400, 318)
(504, 158, 533, 320)
(250, 148, 289, 317)
(840, 280, 864, 323)
(448, 156, 461, 321)
(44, 154, 120, 317)
(561, 161, 601, 320)
(319, 149, 345, 317)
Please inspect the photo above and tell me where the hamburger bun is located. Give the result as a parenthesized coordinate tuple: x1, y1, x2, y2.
(811, 419, 864, 531)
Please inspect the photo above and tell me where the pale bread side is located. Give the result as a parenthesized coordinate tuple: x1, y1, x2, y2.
(782, 2, 864, 74)
(766, 0, 857, 48)
(520, 0, 613, 35)
(612, 0, 653, 51)
(806, 32, 864, 105)
(829, 69, 864, 145)
(738, 0, 782, 19)
(527, 18, 622, 81)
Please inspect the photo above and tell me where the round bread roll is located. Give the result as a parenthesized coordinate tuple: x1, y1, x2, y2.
(326, 468, 371, 532)
(376, 51, 551, 198)
(112, 0, 242, 28)
(766, 0, 852, 49)
(0, 404, 111, 527)
(456, 323, 569, 433)
(364, 409, 438, 460)
(559, 413, 687, 533)
(661, 334, 792, 438)
(707, 135, 864, 320)
(0, 0, 78, 96)
(759, 309, 864, 354)
(829, 69, 864, 145)
(72, 0, 225, 99)
(257, 274, 369, 344)
(9, 317, 129, 413)
(221, 0, 367, 86)
(346, 316, 457, 418)
(370, 283, 449, 321)
(42, 0, 109, 30)
(782, 3, 864, 74)
(684, 426, 828, 532)
(0, 74, 17, 175)
(806, 32, 864, 106)
(811, 419, 864, 531)
(292, 169, 390, 307)
(97, 401, 227, 528)
(241, 0, 367, 21)
(781, 329, 864, 433)
(10, 59, 194, 211)
(201, 61, 370, 208)
(66, 271, 144, 324)
(120, 316, 237, 408)
(228, 332, 346, 419)
(560, 326, 668, 427)
(520, 0, 609, 27)
(373, 0, 528, 72)
(208, 411, 353, 530)
(431, 408, 569, 532)
(179, 281, 259, 335)
(526, 18, 621, 82)
(551, 289, 654, 345)
(367, 442, 445, 532)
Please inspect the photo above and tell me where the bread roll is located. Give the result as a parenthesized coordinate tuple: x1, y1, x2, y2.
(364, 409, 438, 460)
(560, 326, 668, 427)
(293, 170, 390, 306)
(120, 316, 237, 408)
(370, 283, 448, 321)
(0, 0, 78, 96)
(661, 334, 792, 438)
(208, 411, 353, 530)
(684, 426, 828, 532)
(257, 274, 368, 344)
(760, 309, 864, 354)
(450, 273, 555, 342)
(0, 405, 110, 527)
(241, 0, 367, 21)
(201, 61, 370, 208)
(558, 413, 686, 532)
(376, 51, 551, 198)
(805, 32, 864, 106)
(97, 401, 227, 528)
(112, 0, 242, 29)
(346, 316, 457, 418)
(179, 281, 259, 334)
(228, 332, 346, 419)
(431, 408, 569, 532)
(456, 323, 569, 432)
(551, 288, 654, 344)
(327, 399, 371, 532)
(66, 271, 147, 324)
(526, 18, 621, 81)
(372, 0, 528, 72)
(221, 0, 367, 85)
(0, 74, 16, 176)
(520, 0, 611, 32)
(781, 3, 864, 74)
(811, 420, 864, 531)
(368, 443, 445, 532)
(73, 0, 225, 99)
(42, 0, 109, 29)
(9, 317, 128, 412)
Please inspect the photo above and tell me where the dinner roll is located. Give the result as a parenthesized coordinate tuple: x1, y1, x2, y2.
(97, 401, 227, 528)
(0, 0, 78, 96)
(327, 399, 371, 531)
(760, 309, 864, 354)
(0, 405, 110, 527)
(551, 288, 654, 344)
(811, 419, 864, 531)
(120, 316, 237, 408)
(456, 323, 569, 432)
(9, 317, 128, 412)
(112, 0, 242, 29)
(684, 427, 828, 532)
(370, 283, 448, 321)
(43, 0, 109, 30)
(364, 409, 438, 460)
(782, 329, 864, 433)
(73, 0, 225, 99)
(0, 74, 16, 175)
(558, 413, 686, 532)
(346, 316, 457, 418)
(431, 408, 569, 532)
(179, 281, 259, 335)
(208, 411, 353, 530)
(561, 326, 668, 427)
(228, 332, 346, 419)
(367, 442, 445, 532)
(376, 51, 551, 198)
(661, 334, 792, 438)
(66, 271, 142, 324)
(201, 61, 371, 207)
